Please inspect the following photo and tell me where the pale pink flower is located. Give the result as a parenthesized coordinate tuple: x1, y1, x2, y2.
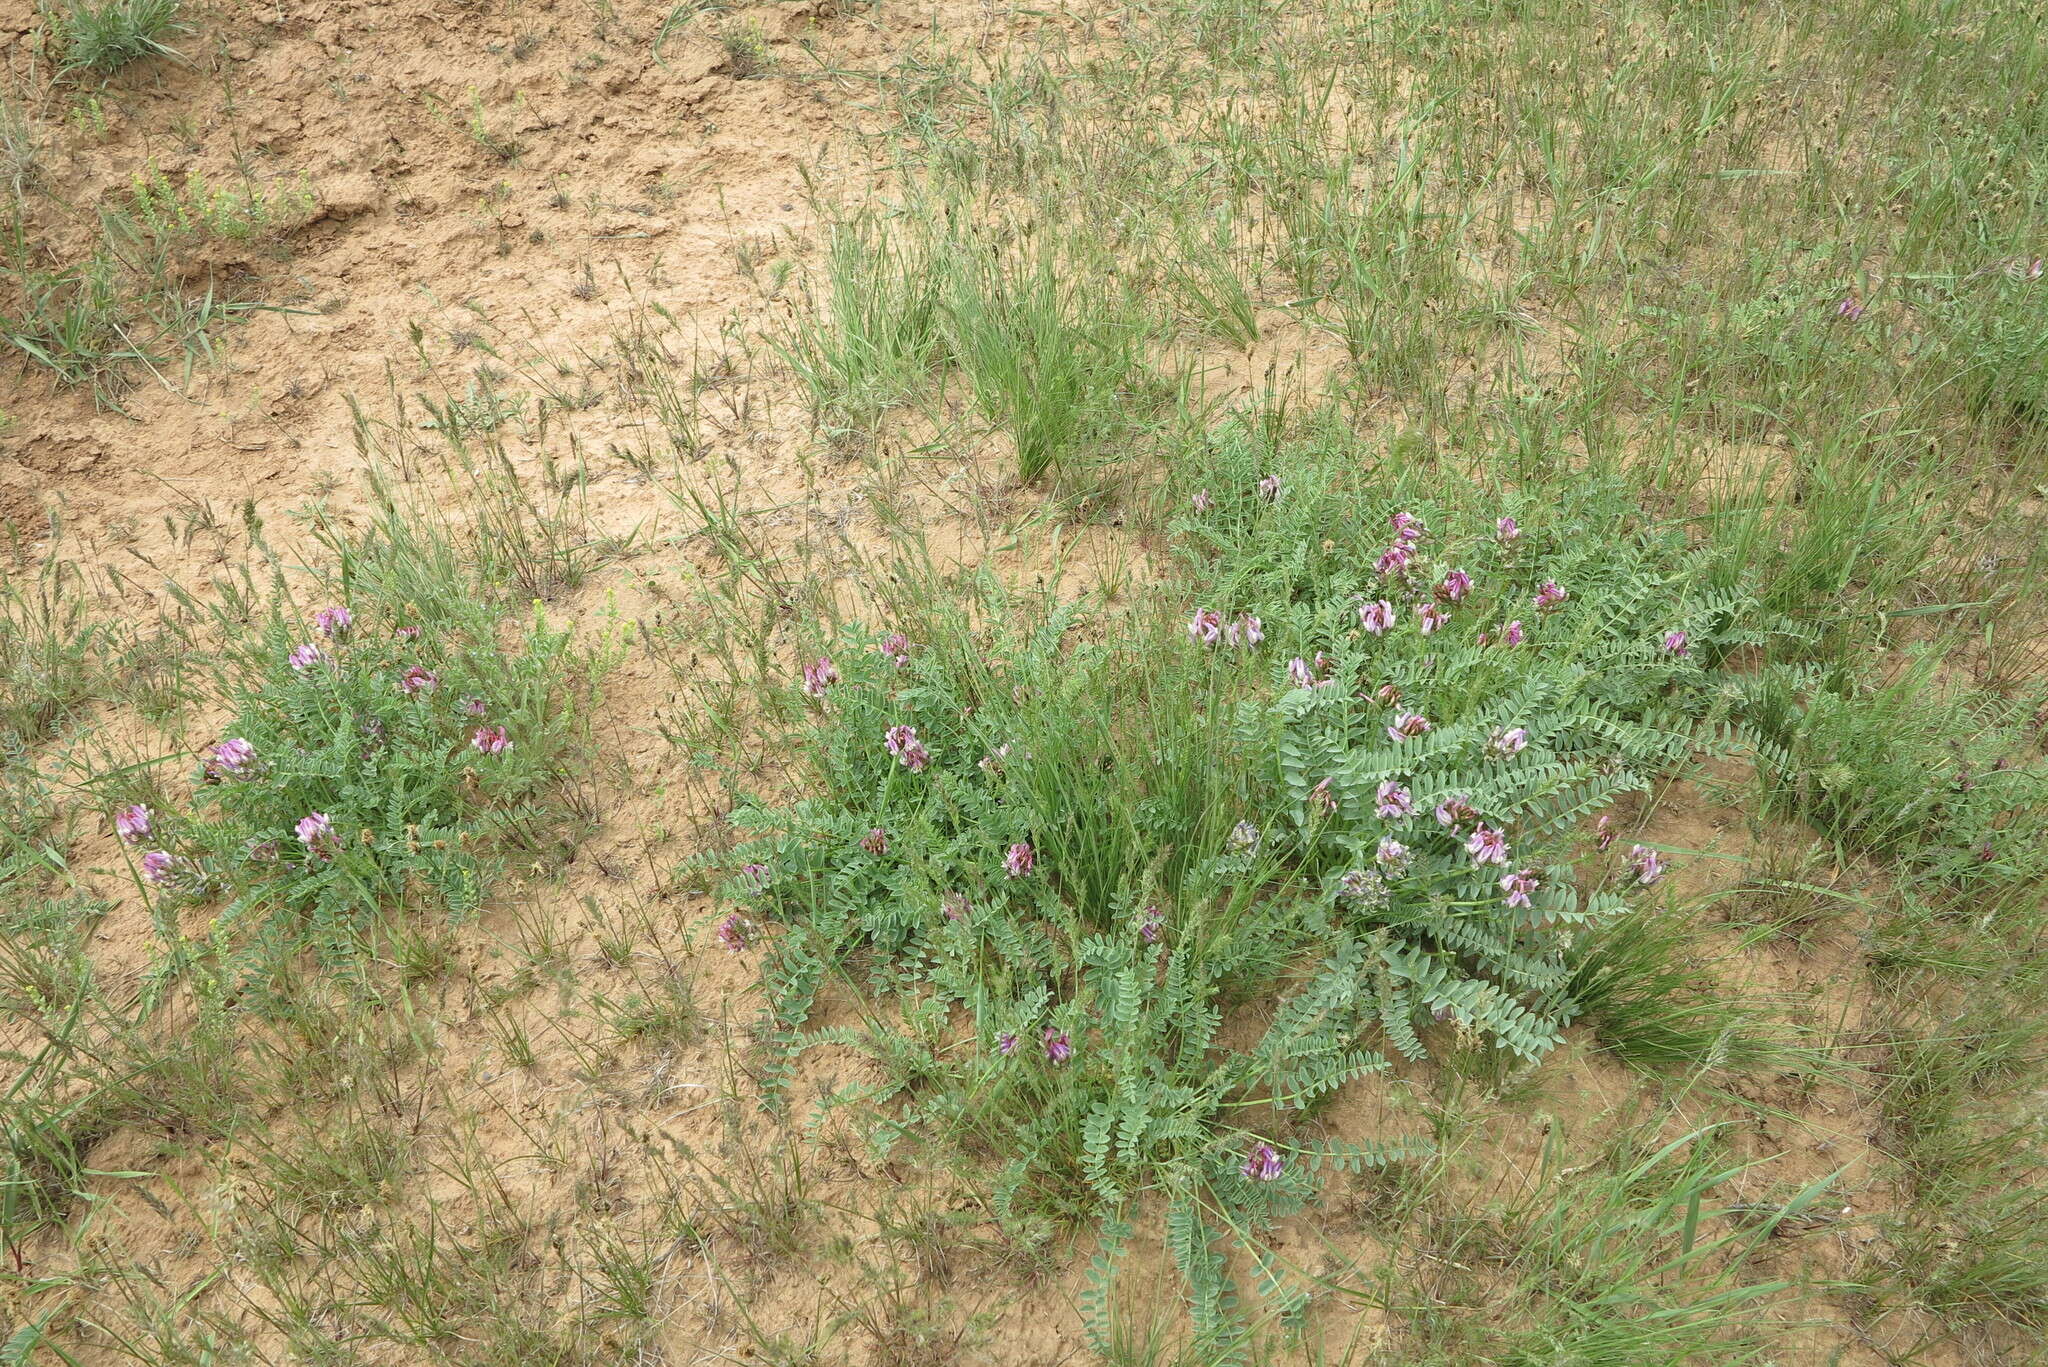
(471, 725, 511, 754)
(1439, 569, 1473, 602)
(1308, 778, 1337, 814)
(1662, 631, 1690, 656)
(1358, 599, 1396, 635)
(1500, 868, 1540, 909)
(716, 913, 750, 954)
(394, 625, 422, 641)
(1376, 781, 1414, 819)
(1534, 580, 1567, 613)
(1192, 489, 1215, 512)
(461, 697, 489, 716)
(979, 743, 1012, 775)
(207, 737, 256, 779)
(1390, 510, 1425, 543)
(1005, 841, 1035, 877)
(1138, 904, 1164, 943)
(1189, 608, 1225, 643)
(295, 812, 335, 857)
(1042, 1025, 1073, 1064)
(1489, 726, 1529, 758)
(1240, 1143, 1284, 1182)
(942, 891, 972, 921)
(1257, 474, 1281, 501)
(1387, 711, 1431, 742)
(398, 666, 439, 696)
(1435, 795, 1478, 828)
(1375, 544, 1413, 576)
(313, 605, 353, 639)
(115, 804, 151, 844)
(1376, 837, 1411, 873)
(1465, 824, 1510, 866)
(1496, 516, 1521, 545)
(1416, 603, 1448, 635)
(1834, 295, 1865, 321)
(287, 642, 325, 672)
(997, 1031, 1019, 1055)
(1224, 613, 1264, 648)
(860, 827, 888, 856)
(738, 863, 771, 894)
(1287, 657, 1316, 689)
(802, 656, 839, 697)
(1595, 813, 1617, 851)
(1627, 845, 1666, 885)
(879, 632, 911, 667)
(1503, 620, 1526, 646)
(1374, 682, 1402, 707)
(884, 724, 930, 772)
(141, 849, 177, 885)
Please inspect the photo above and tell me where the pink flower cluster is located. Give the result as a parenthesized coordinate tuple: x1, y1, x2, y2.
(1190, 609, 1264, 647)
(885, 724, 930, 772)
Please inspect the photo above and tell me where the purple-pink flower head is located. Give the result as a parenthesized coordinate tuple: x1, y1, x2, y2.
(1004, 841, 1036, 878)
(1287, 657, 1316, 689)
(801, 656, 840, 698)
(1375, 544, 1413, 576)
(1374, 682, 1402, 708)
(394, 625, 422, 641)
(1042, 1025, 1073, 1065)
(398, 665, 439, 696)
(879, 632, 911, 667)
(1435, 795, 1478, 829)
(1595, 813, 1617, 851)
(1138, 904, 1164, 943)
(1387, 711, 1432, 742)
(287, 642, 326, 673)
(141, 849, 177, 886)
(1376, 780, 1415, 820)
(1439, 568, 1473, 603)
(738, 863, 771, 894)
(1390, 510, 1425, 544)
(1192, 489, 1215, 512)
(1224, 613, 1265, 648)
(1376, 837, 1411, 873)
(1627, 844, 1666, 886)
(115, 803, 152, 844)
(716, 913, 750, 954)
(1359, 599, 1396, 635)
(207, 737, 256, 779)
(942, 891, 972, 922)
(461, 696, 489, 717)
(1534, 580, 1568, 613)
(1240, 1143, 1285, 1182)
(860, 827, 888, 856)
(1489, 725, 1530, 758)
(1496, 516, 1522, 546)
(313, 605, 353, 640)
(1465, 823, 1510, 866)
(1257, 474, 1282, 501)
(884, 724, 930, 772)
(295, 811, 334, 851)
(1416, 603, 1449, 636)
(1503, 619, 1527, 646)
(1500, 868, 1540, 909)
(1189, 608, 1225, 644)
(1309, 778, 1337, 814)
(1662, 630, 1690, 657)
(471, 725, 512, 755)
(1835, 295, 1866, 322)
(997, 1031, 1019, 1056)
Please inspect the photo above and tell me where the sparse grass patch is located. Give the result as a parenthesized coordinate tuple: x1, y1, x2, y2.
(45, 0, 186, 75)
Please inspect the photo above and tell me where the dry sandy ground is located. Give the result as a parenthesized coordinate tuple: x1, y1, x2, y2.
(0, 2, 2004, 1362)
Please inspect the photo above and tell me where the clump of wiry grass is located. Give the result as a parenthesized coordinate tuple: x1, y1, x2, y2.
(47, 0, 187, 74)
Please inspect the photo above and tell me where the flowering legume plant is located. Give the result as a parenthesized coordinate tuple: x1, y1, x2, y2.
(697, 432, 1787, 1345)
(127, 598, 582, 980)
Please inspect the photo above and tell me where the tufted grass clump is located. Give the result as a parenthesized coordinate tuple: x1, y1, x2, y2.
(47, 0, 187, 75)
